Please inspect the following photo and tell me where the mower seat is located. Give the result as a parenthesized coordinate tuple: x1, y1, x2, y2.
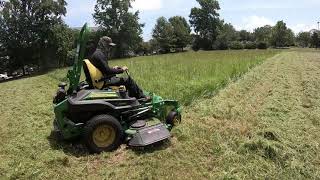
(83, 59, 105, 89)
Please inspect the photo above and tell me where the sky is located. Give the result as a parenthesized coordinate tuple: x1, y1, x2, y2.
(64, 0, 320, 40)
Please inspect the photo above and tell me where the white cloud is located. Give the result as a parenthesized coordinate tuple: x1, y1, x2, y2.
(222, 0, 320, 11)
(235, 16, 318, 34)
(66, 3, 95, 17)
(289, 24, 317, 34)
(65, 0, 96, 27)
(132, 0, 163, 11)
(236, 15, 318, 34)
(236, 15, 275, 31)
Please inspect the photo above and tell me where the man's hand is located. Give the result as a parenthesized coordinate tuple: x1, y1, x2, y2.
(113, 66, 120, 69)
(122, 66, 129, 71)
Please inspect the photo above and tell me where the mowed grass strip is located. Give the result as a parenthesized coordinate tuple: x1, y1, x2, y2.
(185, 51, 320, 179)
(0, 50, 280, 179)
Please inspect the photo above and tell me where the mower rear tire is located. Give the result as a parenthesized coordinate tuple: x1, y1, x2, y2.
(83, 115, 124, 153)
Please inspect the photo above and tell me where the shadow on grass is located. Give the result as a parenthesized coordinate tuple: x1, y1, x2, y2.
(48, 130, 171, 156)
(129, 139, 172, 155)
(47, 131, 90, 157)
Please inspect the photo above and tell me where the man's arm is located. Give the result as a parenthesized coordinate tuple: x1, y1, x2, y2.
(99, 57, 124, 75)
(91, 51, 124, 75)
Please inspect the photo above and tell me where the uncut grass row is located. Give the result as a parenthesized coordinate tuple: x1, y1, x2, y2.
(48, 50, 279, 105)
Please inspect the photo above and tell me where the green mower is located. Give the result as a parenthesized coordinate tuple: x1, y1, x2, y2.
(52, 24, 182, 153)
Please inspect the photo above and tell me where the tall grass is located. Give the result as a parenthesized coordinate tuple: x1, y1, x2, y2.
(48, 50, 279, 105)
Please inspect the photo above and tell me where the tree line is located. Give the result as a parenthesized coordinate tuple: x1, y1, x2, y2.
(149, 0, 319, 52)
(0, 0, 319, 75)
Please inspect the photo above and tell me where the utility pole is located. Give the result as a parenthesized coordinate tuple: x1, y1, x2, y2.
(317, 21, 320, 49)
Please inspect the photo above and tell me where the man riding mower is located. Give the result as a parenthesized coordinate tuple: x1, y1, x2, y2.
(52, 24, 182, 153)
(87, 36, 148, 100)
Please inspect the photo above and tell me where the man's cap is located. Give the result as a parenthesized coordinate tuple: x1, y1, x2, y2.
(100, 36, 116, 46)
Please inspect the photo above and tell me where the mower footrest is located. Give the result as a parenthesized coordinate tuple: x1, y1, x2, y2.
(128, 124, 170, 147)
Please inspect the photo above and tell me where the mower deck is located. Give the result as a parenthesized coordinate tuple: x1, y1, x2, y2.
(128, 123, 171, 147)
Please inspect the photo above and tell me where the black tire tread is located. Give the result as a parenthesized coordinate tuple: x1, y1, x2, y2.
(83, 114, 123, 153)
(166, 111, 181, 126)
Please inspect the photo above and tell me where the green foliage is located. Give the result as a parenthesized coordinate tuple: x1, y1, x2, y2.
(0, 0, 67, 72)
(254, 25, 272, 46)
(149, 39, 160, 53)
(93, 0, 143, 58)
(136, 41, 152, 55)
(229, 41, 244, 50)
(311, 31, 320, 48)
(50, 24, 77, 67)
(296, 32, 311, 47)
(243, 41, 257, 49)
(0, 56, 9, 73)
(169, 16, 191, 51)
(189, 0, 222, 50)
(270, 21, 294, 47)
(239, 30, 255, 42)
(257, 42, 268, 49)
(286, 29, 295, 46)
(191, 34, 201, 51)
(0, 38, 8, 72)
(152, 16, 191, 53)
(214, 23, 239, 50)
(152, 17, 175, 53)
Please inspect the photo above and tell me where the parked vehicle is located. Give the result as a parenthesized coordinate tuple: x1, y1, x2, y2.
(0, 74, 8, 81)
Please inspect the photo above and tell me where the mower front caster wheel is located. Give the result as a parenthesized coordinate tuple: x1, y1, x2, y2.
(166, 111, 181, 126)
(83, 115, 124, 153)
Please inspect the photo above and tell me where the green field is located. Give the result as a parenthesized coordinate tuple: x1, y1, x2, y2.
(1, 49, 320, 179)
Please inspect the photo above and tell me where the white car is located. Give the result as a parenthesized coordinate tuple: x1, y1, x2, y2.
(0, 74, 8, 81)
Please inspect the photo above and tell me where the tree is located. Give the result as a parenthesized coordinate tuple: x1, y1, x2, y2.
(189, 0, 222, 50)
(136, 41, 151, 55)
(270, 21, 294, 47)
(254, 25, 272, 44)
(229, 41, 244, 50)
(0, 0, 67, 73)
(243, 41, 257, 49)
(169, 16, 191, 51)
(296, 32, 311, 47)
(93, 0, 144, 58)
(50, 24, 77, 67)
(239, 30, 254, 42)
(152, 17, 175, 53)
(214, 23, 239, 50)
(311, 31, 320, 48)
(149, 38, 160, 53)
(257, 42, 268, 49)
(0, 42, 9, 73)
(286, 28, 295, 46)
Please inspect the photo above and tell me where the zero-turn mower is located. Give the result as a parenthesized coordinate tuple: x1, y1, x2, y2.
(52, 24, 182, 153)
